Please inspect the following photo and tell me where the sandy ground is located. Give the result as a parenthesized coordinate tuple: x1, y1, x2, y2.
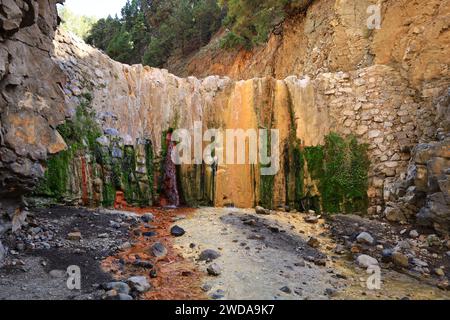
(174, 207, 450, 300)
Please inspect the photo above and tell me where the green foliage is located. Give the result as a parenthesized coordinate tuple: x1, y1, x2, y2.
(87, 0, 223, 67)
(288, 133, 369, 214)
(309, 133, 369, 214)
(35, 95, 102, 200)
(219, 0, 311, 48)
(58, 7, 98, 39)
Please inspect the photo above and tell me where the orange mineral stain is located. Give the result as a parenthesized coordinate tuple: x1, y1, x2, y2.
(102, 207, 207, 300)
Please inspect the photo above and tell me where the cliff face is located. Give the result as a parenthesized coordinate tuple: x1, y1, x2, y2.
(0, 0, 66, 236)
(52, 30, 445, 216)
(0, 0, 448, 236)
(170, 0, 449, 92)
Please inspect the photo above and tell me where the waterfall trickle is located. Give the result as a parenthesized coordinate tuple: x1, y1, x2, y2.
(161, 131, 180, 207)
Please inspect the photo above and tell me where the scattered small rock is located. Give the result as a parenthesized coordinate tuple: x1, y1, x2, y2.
(356, 255, 379, 268)
(199, 249, 221, 261)
(133, 260, 154, 269)
(201, 283, 212, 292)
(334, 244, 346, 254)
(141, 213, 154, 223)
(280, 286, 292, 294)
(207, 263, 222, 276)
(110, 221, 121, 229)
(307, 237, 320, 248)
(171, 225, 186, 237)
(67, 232, 82, 241)
(434, 268, 445, 277)
(49, 270, 66, 278)
(151, 242, 167, 258)
(211, 289, 225, 300)
(255, 206, 271, 215)
(143, 231, 157, 237)
(304, 215, 319, 224)
(104, 282, 131, 295)
(356, 232, 375, 245)
(392, 252, 409, 268)
(127, 276, 151, 293)
(409, 230, 419, 239)
(325, 288, 338, 297)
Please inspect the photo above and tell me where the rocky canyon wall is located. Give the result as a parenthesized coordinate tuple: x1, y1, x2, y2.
(0, 0, 66, 233)
(0, 0, 448, 236)
(51, 29, 447, 218)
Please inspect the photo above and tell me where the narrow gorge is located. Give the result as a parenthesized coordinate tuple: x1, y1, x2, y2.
(0, 0, 449, 301)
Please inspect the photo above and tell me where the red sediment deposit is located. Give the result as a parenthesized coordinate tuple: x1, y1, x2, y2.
(102, 207, 207, 300)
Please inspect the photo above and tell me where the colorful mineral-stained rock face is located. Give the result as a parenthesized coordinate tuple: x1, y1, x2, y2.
(161, 131, 180, 208)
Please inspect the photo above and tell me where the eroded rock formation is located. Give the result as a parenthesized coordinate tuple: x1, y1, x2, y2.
(0, 0, 449, 238)
(52, 29, 448, 220)
(0, 0, 67, 247)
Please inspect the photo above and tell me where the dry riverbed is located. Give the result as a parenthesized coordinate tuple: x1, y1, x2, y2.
(0, 206, 448, 300)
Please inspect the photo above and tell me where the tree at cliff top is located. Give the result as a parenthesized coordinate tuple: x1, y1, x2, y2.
(219, 0, 313, 48)
(58, 7, 98, 39)
(86, 0, 224, 66)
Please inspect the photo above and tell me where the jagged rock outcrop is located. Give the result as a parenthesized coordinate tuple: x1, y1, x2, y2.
(385, 91, 450, 234)
(0, 0, 67, 263)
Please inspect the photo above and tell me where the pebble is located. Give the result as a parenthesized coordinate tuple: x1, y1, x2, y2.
(143, 231, 157, 237)
(127, 276, 151, 293)
(150, 242, 167, 258)
(255, 206, 271, 215)
(325, 288, 338, 297)
(409, 230, 419, 238)
(110, 221, 121, 229)
(211, 289, 225, 300)
(280, 286, 292, 294)
(199, 249, 221, 261)
(49, 270, 66, 278)
(133, 260, 154, 269)
(171, 225, 186, 237)
(67, 232, 82, 241)
(334, 244, 346, 254)
(356, 255, 379, 268)
(201, 283, 212, 292)
(392, 252, 409, 268)
(141, 213, 154, 223)
(307, 237, 320, 248)
(304, 216, 319, 224)
(411, 258, 428, 268)
(104, 282, 131, 295)
(207, 263, 222, 276)
(356, 232, 375, 245)
(434, 268, 445, 277)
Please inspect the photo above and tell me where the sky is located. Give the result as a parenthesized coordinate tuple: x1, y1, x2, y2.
(61, 0, 128, 18)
